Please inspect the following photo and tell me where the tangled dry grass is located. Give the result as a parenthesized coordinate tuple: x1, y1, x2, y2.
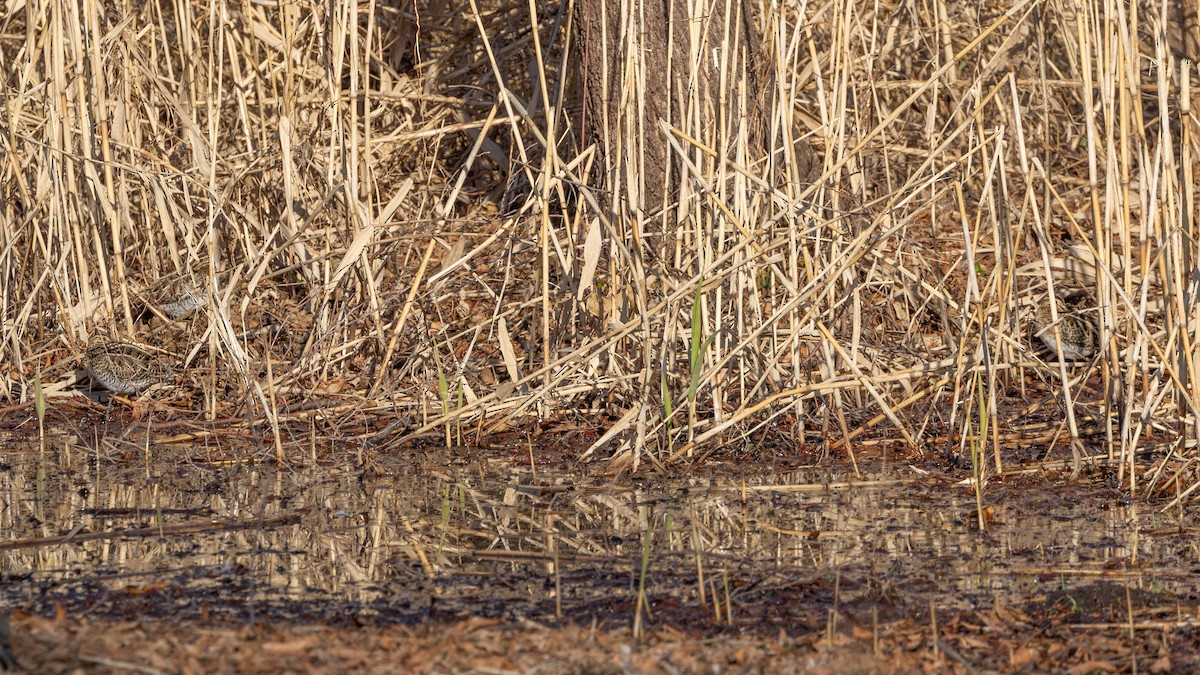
(2, 0, 1199, 498)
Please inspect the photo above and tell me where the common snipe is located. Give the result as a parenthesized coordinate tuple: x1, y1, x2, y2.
(145, 269, 207, 318)
(1031, 293, 1098, 361)
(84, 341, 171, 395)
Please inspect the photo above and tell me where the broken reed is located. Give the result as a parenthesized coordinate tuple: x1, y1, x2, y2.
(1, 0, 1198, 494)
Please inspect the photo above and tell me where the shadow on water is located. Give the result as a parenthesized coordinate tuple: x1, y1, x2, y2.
(0, 429, 1193, 635)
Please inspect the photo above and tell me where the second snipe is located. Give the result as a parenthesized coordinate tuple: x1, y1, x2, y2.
(145, 269, 207, 319)
(1031, 293, 1098, 361)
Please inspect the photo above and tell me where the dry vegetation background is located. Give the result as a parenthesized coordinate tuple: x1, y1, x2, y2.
(2, 0, 1200, 496)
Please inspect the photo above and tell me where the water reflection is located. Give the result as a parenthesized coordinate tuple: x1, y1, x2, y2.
(0, 431, 1191, 629)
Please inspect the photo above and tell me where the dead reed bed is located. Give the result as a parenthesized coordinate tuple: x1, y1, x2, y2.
(1, 0, 1199, 498)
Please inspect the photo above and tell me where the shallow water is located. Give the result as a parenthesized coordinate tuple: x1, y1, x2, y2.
(0, 429, 1193, 631)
